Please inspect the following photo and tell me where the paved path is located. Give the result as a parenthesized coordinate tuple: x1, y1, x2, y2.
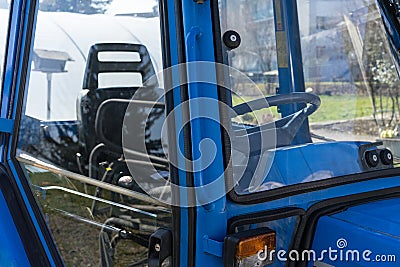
(311, 128, 376, 142)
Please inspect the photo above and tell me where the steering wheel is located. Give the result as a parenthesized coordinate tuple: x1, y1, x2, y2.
(232, 92, 321, 153)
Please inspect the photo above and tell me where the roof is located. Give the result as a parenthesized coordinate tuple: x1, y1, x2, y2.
(33, 49, 74, 61)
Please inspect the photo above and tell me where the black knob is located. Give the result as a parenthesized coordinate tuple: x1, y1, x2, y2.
(223, 30, 241, 50)
(380, 149, 393, 165)
(365, 150, 379, 167)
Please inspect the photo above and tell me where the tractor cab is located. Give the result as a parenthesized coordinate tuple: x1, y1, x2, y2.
(1, 0, 400, 266)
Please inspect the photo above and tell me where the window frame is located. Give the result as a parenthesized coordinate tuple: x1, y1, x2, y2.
(211, 0, 400, 205)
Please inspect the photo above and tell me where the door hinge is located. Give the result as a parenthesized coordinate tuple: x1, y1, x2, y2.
(203, 235, 223, 257)
(0, 118, 14, 134)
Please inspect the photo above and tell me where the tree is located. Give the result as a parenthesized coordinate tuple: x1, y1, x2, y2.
(362, 4, 400, 129)
(344, 2, 400, 130)
(224, 0, 277, 74)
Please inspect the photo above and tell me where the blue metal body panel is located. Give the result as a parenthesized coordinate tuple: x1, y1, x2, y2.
(332, 198, 400, 239)
(180, 1, 227, 266)
(310, 198, 400, 266)
(0, 191, 30, 266)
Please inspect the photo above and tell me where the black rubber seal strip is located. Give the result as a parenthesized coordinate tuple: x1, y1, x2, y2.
(228, 167, 400, 205)
(173, 0, 196, 266)
(159, 0, 181, 266)
(209, 0, 235, 197)
(227, 207, 305, 234)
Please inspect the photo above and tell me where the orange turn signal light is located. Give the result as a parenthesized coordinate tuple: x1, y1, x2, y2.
(236, 231, 276, 260)
(224, 227, 276, 266)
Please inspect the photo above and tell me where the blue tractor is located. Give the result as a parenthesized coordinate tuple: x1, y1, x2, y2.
(1, 0, 400, 266)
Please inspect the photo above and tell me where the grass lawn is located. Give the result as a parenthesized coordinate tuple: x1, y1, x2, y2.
(27, 169, 152, 266)
(310, 95, 374, 123)
(232, 94, 379, 124)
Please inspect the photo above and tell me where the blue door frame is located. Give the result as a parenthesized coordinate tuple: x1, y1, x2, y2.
(0, 0, 61, 265)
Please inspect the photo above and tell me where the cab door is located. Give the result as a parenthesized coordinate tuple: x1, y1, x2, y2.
(3, 0, 182, 266)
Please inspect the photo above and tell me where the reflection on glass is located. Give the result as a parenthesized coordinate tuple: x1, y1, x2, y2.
(0, 0, 11, 94)
(17, 0, 170, 265)
(219, 0, 400, 195)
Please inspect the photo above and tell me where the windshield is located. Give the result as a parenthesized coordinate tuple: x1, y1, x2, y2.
(218, 0, 400, 195)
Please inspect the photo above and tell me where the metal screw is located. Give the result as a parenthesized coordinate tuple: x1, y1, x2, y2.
(155, 243, 161, 252)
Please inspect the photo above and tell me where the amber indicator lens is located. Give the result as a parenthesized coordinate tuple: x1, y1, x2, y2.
(224, 227, 276, 267)
(236, 232, 276, 260)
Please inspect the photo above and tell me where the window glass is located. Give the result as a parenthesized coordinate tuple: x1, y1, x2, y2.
(219, 0, 400, 195)
(17, 0, 171, 265)
(0, 0, 11, 91)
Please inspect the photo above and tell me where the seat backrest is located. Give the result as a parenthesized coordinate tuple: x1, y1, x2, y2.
(77, 43, 158, 161)
(83, 43, 157, 90)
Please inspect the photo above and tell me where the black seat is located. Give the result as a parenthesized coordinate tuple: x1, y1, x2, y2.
(76, 43, 159, 175)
